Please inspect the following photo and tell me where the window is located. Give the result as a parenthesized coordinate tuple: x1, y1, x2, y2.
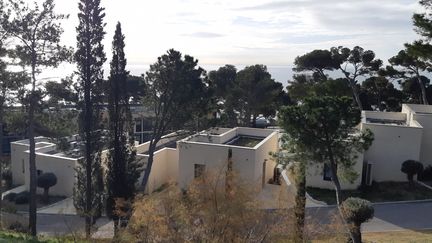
(135, 120, 142, 133)
(22, 159, 25, 173)
(323, 164, 333, 181)
(194, 164, 206, 178)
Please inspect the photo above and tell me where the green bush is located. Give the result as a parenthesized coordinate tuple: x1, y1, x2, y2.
(37, 172, 58, 203)
(419, 165, 432, 181)
(341, 197, 374, 243)
(401, 160, 423, 187)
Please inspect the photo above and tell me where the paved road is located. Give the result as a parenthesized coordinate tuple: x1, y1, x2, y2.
(28, 201, 432, 237)
(306, 200, 432, 232)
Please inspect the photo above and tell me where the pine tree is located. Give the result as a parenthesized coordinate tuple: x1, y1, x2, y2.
(74, 0, 106, 238)
(2, 0, 70, 235)
(106, 22, 141, 234)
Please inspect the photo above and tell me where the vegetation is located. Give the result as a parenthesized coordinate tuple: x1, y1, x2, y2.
(307, 181, 432, 205)
(278, 96, 374, 243)
(2, 0, 71, 236)
(105, 22, 142, 234)
(341, 197, 374, 243)
(121, 169, 293, 242)
(74, 0, 107, 238)
(140, 49, 210, 189)
(37, 173, 57, 203)
(401, 160, 424, 188)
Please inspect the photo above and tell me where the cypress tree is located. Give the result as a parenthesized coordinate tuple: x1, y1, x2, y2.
(106, 22, 141, 234)
(73, 0, 106, 238)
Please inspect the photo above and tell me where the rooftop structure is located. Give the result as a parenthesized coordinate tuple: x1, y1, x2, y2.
(10, 127, 280, 198)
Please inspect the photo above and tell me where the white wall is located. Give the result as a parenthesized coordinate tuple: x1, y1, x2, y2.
(306, 153, 364, 190)
(414, 114, 432, 167)
(138, 148, 179, 194)
(135, 132, 179, 154)
(362, 123, 422, 182)
(178, 142, 257, 189)
(178, 130, 279, 191)
(253, 132, 279, 186)
(11, 143, 28, 186)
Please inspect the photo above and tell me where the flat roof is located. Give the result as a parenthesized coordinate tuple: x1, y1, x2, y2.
(365, 118, 407, 126)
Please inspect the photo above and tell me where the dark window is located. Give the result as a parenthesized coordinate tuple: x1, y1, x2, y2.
(135, 121, 142, 132)
(323, 164, 333, 181)
(194, 164, 206, 178)
(142, 118, 153, 130)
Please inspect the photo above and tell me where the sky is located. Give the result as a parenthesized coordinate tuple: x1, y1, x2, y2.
(41, 0, 422, 85)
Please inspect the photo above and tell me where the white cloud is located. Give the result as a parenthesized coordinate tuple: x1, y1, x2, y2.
(32, 0, 423, 84)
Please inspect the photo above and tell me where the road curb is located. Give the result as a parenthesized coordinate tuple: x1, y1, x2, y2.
(306, 199, 432, 208)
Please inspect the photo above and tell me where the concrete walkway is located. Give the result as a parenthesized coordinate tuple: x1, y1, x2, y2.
(37, 198, 76, 215)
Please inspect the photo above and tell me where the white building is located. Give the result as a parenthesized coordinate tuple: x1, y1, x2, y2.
(10, 127, 279, 197)
(306, 103, 432, 190)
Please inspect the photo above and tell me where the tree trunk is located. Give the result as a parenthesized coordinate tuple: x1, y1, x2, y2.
(294, 162, 306, 242)
(28, 56, 37, 237)
(416, 75, 429, 105)
(43, 188, 49, 204)
(349, 79, 363, 111)
(252, 114, 257, 128)
(326, 145, 357, 242)
(351, 223, 362, 243)
(0, 122, 3, 229)
(141, 141, 157, 191)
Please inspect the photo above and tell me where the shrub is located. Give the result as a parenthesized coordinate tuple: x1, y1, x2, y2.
(8, 221, 28, 233)
(419, 165, 432, 181)
(4, 192, 17, 202)
(1, 169, 12, 188)
(37, 172, 57, 203)
(14, 191, 30, 205)
(401, 160, 423, 187)
(341, 197, 374, 243)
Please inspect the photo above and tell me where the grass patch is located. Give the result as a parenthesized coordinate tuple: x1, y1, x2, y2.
(307, 181, 432, 205)
(0, 231, 110, 242)
(312, 230, 432, 243)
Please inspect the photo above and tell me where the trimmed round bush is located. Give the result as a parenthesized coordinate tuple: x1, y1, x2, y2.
(37, 172, 58, 203)
(401, 160, 423, 186)
(341, 197, 374, 225)
(341, 197, 374, 243)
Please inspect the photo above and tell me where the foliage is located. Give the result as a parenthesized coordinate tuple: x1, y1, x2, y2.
(121, 169, 291, 242)
(361, 76, 405, 111)
(105, 22, 142, 233)
(401, 160, 424, 187)
(287, 74, 352, 103)
(74, 0, 107, 237)
(293, 47, 382, 110)
(235, 64, 285, 126)
(37, 173, 57, 203)
(208, 65, 239, 126)
(140, 49, 210, 188)
(341, 197, 374, 243)
(388, 49, 430, 105)
(341, 197, 374, 225)
(278, 96, 373, 243)
(419, 165, 432, 181)
(2, 0, 72, 236)
(308, 181, 432, 205)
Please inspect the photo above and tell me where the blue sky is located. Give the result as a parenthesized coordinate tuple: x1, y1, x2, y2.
(42, 0, 421, 85)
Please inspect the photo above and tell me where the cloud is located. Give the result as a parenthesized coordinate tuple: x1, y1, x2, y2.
(183, 32, 225, 38)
